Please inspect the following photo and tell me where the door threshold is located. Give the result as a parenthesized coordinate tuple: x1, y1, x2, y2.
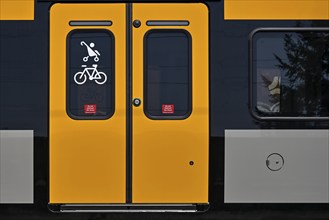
(48, 203, 209, 213)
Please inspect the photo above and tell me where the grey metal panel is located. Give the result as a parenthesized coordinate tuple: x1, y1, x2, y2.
(224, 130, 329, 203)
(69, 21, 112, 26)
(146, 21, 190, 26)
(0, 130, 33, 203)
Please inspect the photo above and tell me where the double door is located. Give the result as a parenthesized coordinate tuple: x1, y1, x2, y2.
(50, 3, 208, 206)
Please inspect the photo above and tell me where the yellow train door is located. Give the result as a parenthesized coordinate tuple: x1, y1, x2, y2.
(49, 4, 127, 203)
(132, 3, 209, 203)
(49, 2, 208, 210)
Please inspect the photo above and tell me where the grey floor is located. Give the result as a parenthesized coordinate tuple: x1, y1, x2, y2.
(0, 209, 328, 220)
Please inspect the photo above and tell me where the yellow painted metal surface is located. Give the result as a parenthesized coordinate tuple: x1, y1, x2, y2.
(132, 3, 209, 203)
(49, 4, 126, 203)
(225, 0, 329, 20)
(0, 0, 34, 20)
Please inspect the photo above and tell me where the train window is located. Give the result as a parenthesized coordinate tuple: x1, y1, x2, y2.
(144, 30, 192, 119)
(251, 30, 329, 119)
(67, 29, 115, 119)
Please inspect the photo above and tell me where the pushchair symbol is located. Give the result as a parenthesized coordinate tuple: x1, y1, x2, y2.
(81, 41, 100, 62)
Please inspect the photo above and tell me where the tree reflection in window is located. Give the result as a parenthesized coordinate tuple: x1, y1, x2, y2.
(253, 30, 329, 117)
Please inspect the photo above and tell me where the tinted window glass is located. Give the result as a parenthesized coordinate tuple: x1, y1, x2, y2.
(67, 30, 115, 119)
(144, 30, 192, 119)
(252, 30, 329, 117)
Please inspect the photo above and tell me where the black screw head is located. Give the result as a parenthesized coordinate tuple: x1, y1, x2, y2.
(133, 98, 141, 107)
(133, 20, 141, 28)
(189, 161, 194, 166)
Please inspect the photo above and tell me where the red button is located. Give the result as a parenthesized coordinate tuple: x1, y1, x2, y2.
(162, 104, 174, 114)
(84, 104, 97, 114)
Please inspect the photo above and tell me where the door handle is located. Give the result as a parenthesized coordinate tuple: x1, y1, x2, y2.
(132, 98, 141, 107)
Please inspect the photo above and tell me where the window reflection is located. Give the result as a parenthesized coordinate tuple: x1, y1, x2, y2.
(144, 30, 192, 119)
(253, 31, 329, 117)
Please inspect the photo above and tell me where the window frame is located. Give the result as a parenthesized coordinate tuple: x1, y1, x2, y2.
(143, 29, 193, 120)
(66, 28, 115, 120)
(249, 27, 329, 121)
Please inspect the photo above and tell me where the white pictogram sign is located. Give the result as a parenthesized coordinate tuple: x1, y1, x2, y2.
(74, 64, 107, 85)
(74, 41, 107, 85)
(81, 41, 100, 62)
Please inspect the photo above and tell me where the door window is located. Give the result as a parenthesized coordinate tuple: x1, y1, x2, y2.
(144, 30, 192, 119)
(67, 29, 115, 119)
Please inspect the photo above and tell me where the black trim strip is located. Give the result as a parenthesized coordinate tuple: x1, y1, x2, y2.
(69, 21, 112, 26)
(39, 0, 218, 2)
(126, 3, 133, 204)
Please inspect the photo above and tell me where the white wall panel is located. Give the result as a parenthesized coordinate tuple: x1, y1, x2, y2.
(0, 130, 33, 203)
(225, 130, 329, 203)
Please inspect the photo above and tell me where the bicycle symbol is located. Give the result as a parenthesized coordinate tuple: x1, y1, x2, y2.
(74, 64, 107, 85)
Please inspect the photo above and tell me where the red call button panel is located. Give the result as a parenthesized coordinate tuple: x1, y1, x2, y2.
(84, 104, 97, 114)
(162, 104, 174, 114)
